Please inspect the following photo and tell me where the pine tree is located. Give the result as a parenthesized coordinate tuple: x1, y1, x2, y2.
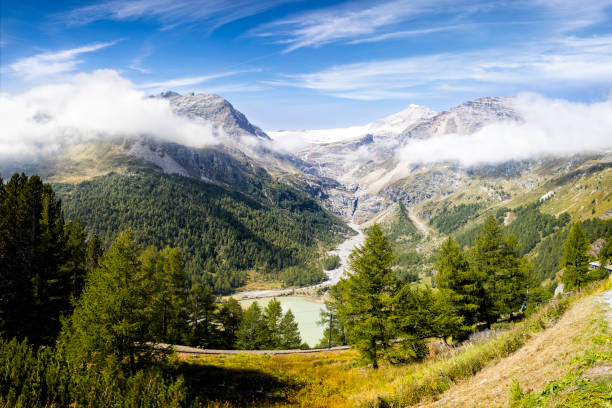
(560, 222, 589, 291)
(279, 309, 302, 349)
(336, 223, 395, 368)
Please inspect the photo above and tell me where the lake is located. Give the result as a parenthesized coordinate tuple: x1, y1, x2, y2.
(239, 296, 327, 348)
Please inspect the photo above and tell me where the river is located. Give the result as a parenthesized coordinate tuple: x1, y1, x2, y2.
(233, 223, 365, 346)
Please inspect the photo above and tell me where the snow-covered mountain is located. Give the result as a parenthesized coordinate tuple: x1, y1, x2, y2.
(268, 104, 435, 145)
(156, 91, 270, 140)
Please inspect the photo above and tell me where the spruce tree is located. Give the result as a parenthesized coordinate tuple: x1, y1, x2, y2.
(336, 223, 395, 368)
(560, 222, 589, 291)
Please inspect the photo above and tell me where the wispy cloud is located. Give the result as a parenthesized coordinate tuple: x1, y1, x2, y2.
(346, 24, 473, 45)
(61, 0, 294, 32)
(271, 35, 612, 100)
(250, 0, 612, 52)
(137, 71, 255, 92)
(128, 44, 154, 73)
(532, 0, 612, 33)
(250, 0, 462, 52)
(9, 42, 115, 79)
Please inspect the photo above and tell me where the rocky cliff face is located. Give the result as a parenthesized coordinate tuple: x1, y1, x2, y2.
(156, 91, 270, 140)
(399, 97, 520, 141)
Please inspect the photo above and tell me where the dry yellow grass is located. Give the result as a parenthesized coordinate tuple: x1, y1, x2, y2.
(416, 292, 608, 407)
(182, 283, 610, 407)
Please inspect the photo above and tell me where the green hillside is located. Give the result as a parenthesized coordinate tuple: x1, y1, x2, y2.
(54, 170, 349, 293)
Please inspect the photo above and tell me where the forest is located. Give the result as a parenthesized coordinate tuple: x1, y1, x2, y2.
(55, 170, 348, 293)
(0, 173, 306, 407)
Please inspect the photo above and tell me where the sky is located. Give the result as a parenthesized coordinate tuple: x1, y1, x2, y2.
(1, 0, 612, 130)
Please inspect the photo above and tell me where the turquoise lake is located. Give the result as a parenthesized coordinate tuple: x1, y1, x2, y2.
(239, 297, 327, 348)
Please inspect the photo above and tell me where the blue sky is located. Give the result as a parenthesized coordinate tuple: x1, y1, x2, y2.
(1, 0, 611, 129)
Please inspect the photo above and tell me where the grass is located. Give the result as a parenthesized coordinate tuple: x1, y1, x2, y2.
(421, 280, 612, 407)
(510, 306, 612, 407)
(175, 281, 612, 407)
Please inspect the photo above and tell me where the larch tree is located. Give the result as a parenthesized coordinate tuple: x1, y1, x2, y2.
(336, 223, 396, 368)
(61, 230, 158, 370)
(435, 236, 482, 332)
(560, 222, 589, 291)
(279, 309, 302, 349)
(470, 216, 529, 324)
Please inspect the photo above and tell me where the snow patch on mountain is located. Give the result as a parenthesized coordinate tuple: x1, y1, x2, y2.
(269, 104, 435, 145)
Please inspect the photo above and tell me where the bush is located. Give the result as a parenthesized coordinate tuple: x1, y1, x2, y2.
(0, 338, 187, 408)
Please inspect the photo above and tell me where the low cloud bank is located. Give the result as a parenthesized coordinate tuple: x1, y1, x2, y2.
(0, 69, 221, 160)
(398, 93, 612, 166)
(367, 93, 612, 192)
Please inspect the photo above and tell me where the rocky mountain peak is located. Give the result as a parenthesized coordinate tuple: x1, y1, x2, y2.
(399, 96, 520, 140)
(155, 91, 270, 140)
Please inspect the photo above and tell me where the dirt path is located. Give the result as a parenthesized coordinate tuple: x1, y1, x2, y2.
(602, 289, 612, 326)
(408, 208, 433, 236)
(170, 343, 350, 356)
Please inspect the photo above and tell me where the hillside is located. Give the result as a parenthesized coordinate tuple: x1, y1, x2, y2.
(55, 169, 349, 294)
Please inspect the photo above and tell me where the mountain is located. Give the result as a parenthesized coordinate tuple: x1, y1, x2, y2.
(399, 96, 520, 140)
(268, 104, 435, 145)
(156, 91, 270, 139)
(0, 91, 354, 294)
(2, 92, 610, 293)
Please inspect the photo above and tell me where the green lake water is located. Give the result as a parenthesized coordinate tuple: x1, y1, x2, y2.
(239, 297, 327, 348)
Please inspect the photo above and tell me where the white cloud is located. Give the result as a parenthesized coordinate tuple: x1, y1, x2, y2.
(250, 0, 461, 52)
(346, 24, 472, 45)
(370, 94, 612, 190)
(274, 35, 612, 100)
(62, 0, 293, 32)
(137, 72, 243, 90)
(9, 42, 115, 79)
(0, 69, 223, 159)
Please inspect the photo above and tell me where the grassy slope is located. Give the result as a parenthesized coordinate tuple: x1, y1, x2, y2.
(173, 282, 612, 407)
(419, 284, 611, 407)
